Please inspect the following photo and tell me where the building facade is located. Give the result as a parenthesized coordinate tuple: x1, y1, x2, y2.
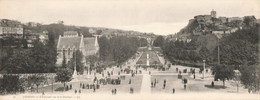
(56, 31, 99, 65)
(0, 26, 23, 39)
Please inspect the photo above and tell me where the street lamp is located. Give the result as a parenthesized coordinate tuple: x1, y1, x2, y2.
(215, 34, 222, 64)
(203, 60, 206, 79)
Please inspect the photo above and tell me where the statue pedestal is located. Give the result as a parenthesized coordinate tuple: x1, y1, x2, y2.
(148, 47, 152, 50)
(147, 60, 150, 66)
(147, 54, 150, 66)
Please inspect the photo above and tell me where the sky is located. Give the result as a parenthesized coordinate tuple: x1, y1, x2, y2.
(0, 0, 259, 35)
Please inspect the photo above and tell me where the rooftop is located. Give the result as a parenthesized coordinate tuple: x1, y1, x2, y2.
(57, 37, 82, 50)
(84, 37, 96, 51)
(63, 31, 78, 36)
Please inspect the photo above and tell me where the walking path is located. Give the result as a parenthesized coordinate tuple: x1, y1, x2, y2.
(140, 74, 151, 94)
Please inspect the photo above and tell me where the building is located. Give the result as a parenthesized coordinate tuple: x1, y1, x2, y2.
(194, 15, 212, 24)
(56, 34, 85, 65)
(24, 31, 49, 47)
(0, 19, 23, 39)
(219, 17, 228, 23)
(84, 36, 99, 56)
(0, 25, 23, 39)
(63, 31, 79, 37)
(56, 31, 99, 65)
(227, 17, 243, 22)
(211, 10, 217, 18)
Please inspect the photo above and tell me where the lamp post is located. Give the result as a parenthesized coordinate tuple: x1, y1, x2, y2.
(203, 60, 206, 79)
(216, 34, 222, 65)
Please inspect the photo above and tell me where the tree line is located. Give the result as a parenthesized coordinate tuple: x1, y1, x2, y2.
(154, 24, 259, 92)
(2, 40, 57, 73)
(99, 36, 147, 65)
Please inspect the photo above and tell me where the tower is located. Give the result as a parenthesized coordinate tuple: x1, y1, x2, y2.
(211, 9, 216, 18)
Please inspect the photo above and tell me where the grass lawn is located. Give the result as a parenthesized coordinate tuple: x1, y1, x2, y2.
(136, 51, 162, 65)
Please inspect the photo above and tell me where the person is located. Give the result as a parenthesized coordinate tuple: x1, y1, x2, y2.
(75, 89, 77, 94)
(80, 83, 82, 88)
(172, 88, 175, 94)
(130, 87, 133, 94)
(66, 85, 69, 91)
(184, 84, 186, 89)
(163, 83, 166, 89)
(112, 89, 114, 94)
(154, 81, 156, 87)
(211, 81, 214, 87)
(93, 85, 96, 92)
(114, 88, 117, 94)
(149, 71, 151, 75)
(79, 89, 81, 94)
(94, 77, 97, 82)
(151, 82, 154, 88)
(194, 74, 196, 79)
(82, 84, 85, 89)
(129, 79, 131, 84)
(70, 84, 72, 89)
(87, 84, 89, 89)
(184, 78, 188, 84)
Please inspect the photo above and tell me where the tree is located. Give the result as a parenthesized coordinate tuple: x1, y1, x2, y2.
(86, 55, 99, 71)
(0, 75, 24, 94)
(243, 16, 257, 27)
(55, 68, 72, 91)
(98, 36, 111, 61)
(68, 50, 84, 74)
(199, 46, 210, 61)
(219, 37, 258, 65)
(28, 74, 46, 93)
(5, 50, 35, 73)
(98, 36, 140, 65)
(213, 64, 234, 86)
(153, 36, 165, 47)
(139, 38, 148, 47)
(62, 52, 67, 68)
(96, 30, 102, 35)
(240, 64, 260, 93)
(31, 40, 57, 72)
